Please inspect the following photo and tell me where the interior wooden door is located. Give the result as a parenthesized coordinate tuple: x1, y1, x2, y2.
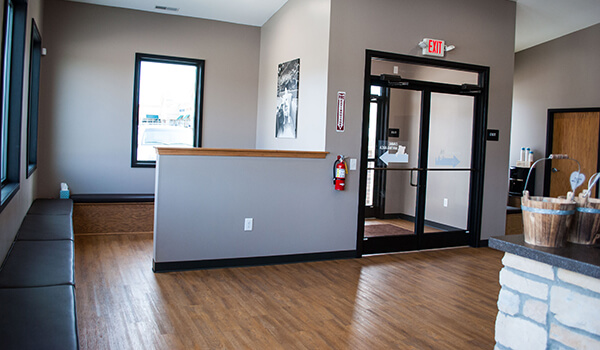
(547, 110, 600, 198)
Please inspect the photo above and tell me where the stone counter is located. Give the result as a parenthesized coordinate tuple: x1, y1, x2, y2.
(490, 235, 600, 350)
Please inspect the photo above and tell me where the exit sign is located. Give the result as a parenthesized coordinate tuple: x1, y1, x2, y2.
(422, 38, 445, 57)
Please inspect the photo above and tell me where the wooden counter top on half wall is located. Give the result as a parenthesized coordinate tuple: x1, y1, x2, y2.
(156, 147, 329, 159)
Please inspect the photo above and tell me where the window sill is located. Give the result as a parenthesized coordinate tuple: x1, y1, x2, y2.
(26, 164, 37, 178)
(0, 182, 20, 214)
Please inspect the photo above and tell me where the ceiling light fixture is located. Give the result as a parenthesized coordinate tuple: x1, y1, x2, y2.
(155, 5, 179, 11)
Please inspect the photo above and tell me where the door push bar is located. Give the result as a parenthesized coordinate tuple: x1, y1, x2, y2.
(366, 167, 475, 171)
(366, 167, 476, 188)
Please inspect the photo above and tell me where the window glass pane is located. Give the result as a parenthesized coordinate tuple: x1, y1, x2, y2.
(27, 20, 41, 177)
(424, 93, 474, 231)
(1, 2, 14, 183)
(367, 101, 378, 159)
(370, 85, 381, 96)
(366, 161, 375, 206)
(136, 61, 197, 162)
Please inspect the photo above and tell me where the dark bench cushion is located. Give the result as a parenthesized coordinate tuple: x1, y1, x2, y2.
(28, 198, 73, 215)
(0, 240, 74, 288)
(17, 214, 74, 241)
(0, 285, 78, 350)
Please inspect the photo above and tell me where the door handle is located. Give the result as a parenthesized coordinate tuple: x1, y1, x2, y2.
(552, 167, 559, 173)
(410, 169, 418, 187)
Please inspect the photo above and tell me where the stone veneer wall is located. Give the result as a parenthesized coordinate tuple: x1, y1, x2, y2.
(495, 253, 600, 350)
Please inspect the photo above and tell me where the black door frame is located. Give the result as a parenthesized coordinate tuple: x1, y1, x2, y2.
(356, 50, 490, 256)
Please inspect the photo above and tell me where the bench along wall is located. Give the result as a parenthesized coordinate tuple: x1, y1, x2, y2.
(153, 148, 357, 270)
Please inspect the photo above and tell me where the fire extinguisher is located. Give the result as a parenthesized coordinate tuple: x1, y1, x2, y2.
(333, 155, 347, 191)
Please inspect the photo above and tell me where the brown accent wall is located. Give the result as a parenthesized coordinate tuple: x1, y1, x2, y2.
(73, 203, 154, 234)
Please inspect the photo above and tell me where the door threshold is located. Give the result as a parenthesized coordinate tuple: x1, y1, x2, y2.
(363, 245, 470, 257)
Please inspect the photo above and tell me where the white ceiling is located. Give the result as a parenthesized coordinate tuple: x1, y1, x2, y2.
(67, 0, 288, 27)
(515, 0, 600, 52)
(67, 0, 600, 52)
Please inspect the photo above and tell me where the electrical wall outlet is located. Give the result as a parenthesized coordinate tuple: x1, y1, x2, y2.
(443, 198, 449, 207)
(244, 218, 253, 231)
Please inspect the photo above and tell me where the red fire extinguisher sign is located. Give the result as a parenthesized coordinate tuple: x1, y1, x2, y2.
(336, 92, 345, 132)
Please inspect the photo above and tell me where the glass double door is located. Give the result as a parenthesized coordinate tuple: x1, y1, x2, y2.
(362, 83, 477, 254)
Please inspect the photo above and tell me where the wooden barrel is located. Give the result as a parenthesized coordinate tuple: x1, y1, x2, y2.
(521, 191, 576, 247)
(570, 196, 600, 245)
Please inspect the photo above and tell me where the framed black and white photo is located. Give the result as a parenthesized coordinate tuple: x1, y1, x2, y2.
(276, 58, 300, 139)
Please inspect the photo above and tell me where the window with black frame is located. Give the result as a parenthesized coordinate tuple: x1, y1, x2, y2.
(1, 0, 27, 211)
(26, 19, 41, 178)
(131, 53, 204, 167)
(1, 0, 15, 188)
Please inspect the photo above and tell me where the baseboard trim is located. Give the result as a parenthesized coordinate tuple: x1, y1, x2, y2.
(153, 250, 357, 272)
(479, 239, 489, 247)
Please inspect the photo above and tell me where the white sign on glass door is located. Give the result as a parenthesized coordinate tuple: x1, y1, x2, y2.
(378, 141, 409, 165)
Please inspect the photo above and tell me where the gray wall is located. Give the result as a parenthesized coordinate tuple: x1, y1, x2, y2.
(28, 0, 518, 266)
(0, 0, 44, 261)
(154, 0, 358, 263)
(154, 154, 355, 262)
(326, 0, 516, 240)
(256, 0, 330, 151)
(510, 23, 600, 195)
(37, 0, 261, 197)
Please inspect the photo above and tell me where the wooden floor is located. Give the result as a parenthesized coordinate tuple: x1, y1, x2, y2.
(75, 233, 503, 349)
(365, 218, 442, 233)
